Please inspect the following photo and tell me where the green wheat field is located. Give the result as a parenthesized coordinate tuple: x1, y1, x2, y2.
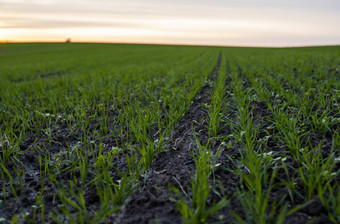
(0, 43, 340, 223)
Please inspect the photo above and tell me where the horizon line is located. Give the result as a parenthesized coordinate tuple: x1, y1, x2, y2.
(1, 40, 340, 49)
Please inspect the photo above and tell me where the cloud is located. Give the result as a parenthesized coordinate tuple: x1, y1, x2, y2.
(0, 17, 146, 29)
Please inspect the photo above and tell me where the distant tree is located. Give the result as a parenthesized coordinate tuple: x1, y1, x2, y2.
(66, 38, 71, 43)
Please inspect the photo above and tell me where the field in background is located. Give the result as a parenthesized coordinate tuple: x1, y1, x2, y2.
(0, 43, 339, 223)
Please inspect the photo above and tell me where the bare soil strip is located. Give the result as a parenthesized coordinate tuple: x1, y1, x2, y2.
(113, 53, 222, 224)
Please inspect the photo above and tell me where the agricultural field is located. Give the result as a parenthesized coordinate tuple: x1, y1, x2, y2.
(0, 43, 340, 224)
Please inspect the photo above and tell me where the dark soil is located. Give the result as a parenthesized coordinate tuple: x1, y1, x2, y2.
(7, 70, 67, 83)
(38, 70, 65, 79)
(0, 107, 131, 223)
(111, 53, 223, 224)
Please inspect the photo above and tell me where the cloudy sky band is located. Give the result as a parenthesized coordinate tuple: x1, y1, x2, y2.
(0, 0, 339, 46)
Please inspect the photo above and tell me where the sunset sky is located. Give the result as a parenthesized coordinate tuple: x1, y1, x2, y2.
(1, 0, 340, 46)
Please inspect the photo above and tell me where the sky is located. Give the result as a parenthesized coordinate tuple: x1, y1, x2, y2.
(0, 0, 340, 46)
